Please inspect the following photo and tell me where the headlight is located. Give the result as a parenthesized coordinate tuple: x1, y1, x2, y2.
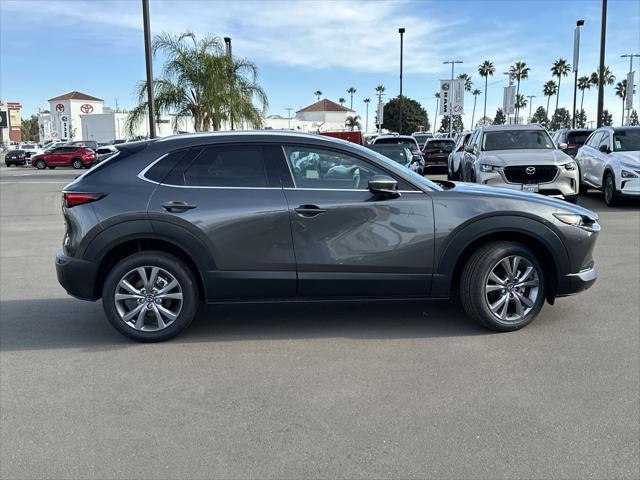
(562, 161, 577, 170)
(621, 170, 638, 178)
(553, 212, 600, 232)
(480, 164, 501, 173)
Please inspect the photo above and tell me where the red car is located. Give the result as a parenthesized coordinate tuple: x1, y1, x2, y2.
(422, 138, 455, 170)
(32, 146, 96, 170)
(319, 131, 364, 145)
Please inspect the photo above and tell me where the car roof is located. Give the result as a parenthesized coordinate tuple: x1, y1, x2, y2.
(426, 137, 454, 142)
(481, 124, 546, 132)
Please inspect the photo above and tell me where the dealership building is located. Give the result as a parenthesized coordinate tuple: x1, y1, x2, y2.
(0, 99, 23, 145)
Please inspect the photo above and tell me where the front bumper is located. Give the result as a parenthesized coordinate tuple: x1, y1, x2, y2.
(55, 251, 100, 301)
(557, 266, 598, 296)
(477, 166, 579, 199)
(618, 174, 640, 197)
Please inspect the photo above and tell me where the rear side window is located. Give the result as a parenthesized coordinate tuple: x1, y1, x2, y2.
(145, 149, 191, 183)
(183, 145, 268, 187)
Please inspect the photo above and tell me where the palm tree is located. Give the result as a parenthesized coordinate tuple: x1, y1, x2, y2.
(345, 115, 361, 131)
(577, 76, 591, 112)
(615, 80, 635, 126)
(433, 92, 440, 134)
(375, 84, 386, 102)
(457, 73, 472, 92)
(363, 98, 371, 133)
(543, 80, 558, 117)
(126, 31, 267, 134)
(478, 60, 495, 125)
(550, 58, 571, 113)
(347, 86, 357, 110)
(515, 94, 528, 112)
(471, 88, 481, 128)
(509, 61, 530, 123)
(338, 97, 346, 107)
(590, 67, 615, 88)
(314, 90, 322, 101)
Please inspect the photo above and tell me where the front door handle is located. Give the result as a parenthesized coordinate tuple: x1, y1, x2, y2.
(294, 204, 327, 217)
(162, 201, 197, 213)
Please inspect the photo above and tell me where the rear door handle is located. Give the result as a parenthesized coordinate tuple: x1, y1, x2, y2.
(162, 201, 197, 212)
(294, 204, 327, 217)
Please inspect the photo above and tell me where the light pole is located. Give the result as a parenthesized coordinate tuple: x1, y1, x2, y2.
(526, 95, 536, 123)
(621, 53, 640, 125)
(443, 60, 463, 137)
(142, 0, 156, 138)
(224, 37, 233, 130)
(285, 108, 292, 130)
(398, 28, 405, 134)
(596, 0, 608, 128)
(572, 19, 585, 128)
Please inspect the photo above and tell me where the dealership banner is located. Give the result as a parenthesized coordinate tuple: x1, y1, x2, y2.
(503, 85, 516, 114)
(377, 101, 384, 125)
(439, 79, 465, 116)
(626, 71, 635, 110)
(60, 114, 69, 140)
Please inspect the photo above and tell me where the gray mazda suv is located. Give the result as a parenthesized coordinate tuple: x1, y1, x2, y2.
(56, 132, 600, 341)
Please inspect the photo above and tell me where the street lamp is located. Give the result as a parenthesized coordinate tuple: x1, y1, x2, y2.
(398, 28, 405, 134)
(526, 95, 536, 123)
(443, 60, 463, 137)
(224, 37, 234, 129)
(572, 19, 585, 128)
(621, 53, 640, 125)
(142, 0, 156, 138)
(596, 0, 608, 128)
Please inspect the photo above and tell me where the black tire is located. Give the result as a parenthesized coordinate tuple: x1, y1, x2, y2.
(48, 166, 56, 169)
(35, 159, 46, 170)
(603, 171, 620, 206)
(72, 158, 83, 169)
(460, 241, 546, 332)
(5, 162, 13, 167)
(102, 251, 199, 342)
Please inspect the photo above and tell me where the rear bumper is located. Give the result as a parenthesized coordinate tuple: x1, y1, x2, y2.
(55, 251, 100, 301)
(557, 266, 597, 297)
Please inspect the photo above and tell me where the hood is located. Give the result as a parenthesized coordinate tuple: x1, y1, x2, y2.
(614, 151, 640, 168)
(449, 181, 597, 218)
(481, 149, 572, 166)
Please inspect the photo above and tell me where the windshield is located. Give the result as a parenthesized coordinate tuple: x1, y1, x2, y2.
(413, 134, 431, 144)
(613, 129, 640, 152)
(426, 140, 454, 151)
(376, 137, 417, 149)
(483, 130, 554, 150)
(566, 131, 593, 145)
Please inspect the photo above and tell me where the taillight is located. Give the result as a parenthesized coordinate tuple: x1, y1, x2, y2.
(63, 192, 106, 208)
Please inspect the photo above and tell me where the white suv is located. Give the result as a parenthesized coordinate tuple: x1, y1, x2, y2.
(575, 126, 640, 206)
(460, 124, 579, 202)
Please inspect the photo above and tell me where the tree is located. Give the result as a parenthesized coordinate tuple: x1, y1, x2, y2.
(509, 61, 530, 123)
(531, 106, 549, 126)
(590, 67, 615, 88)
(438, 115, 464, 134)
(577, 76, 591, 112)
(476, 116, 492, 127)
(126, 31, 267, 134)
(601, 109, 613, 126)
(493, 108, 506, 125)
(550, 58, 571, 113)
(375, 84, 386, 102)
(345, 115, 361, 131)
(314, 90, 322, 101)
(470, 88, 481, 129)
(543, 80, 558, 117)
(338, 97, 346, 106)
(615, 80, 635, 125)
(478, 60, 495, 126)
(381, 96, 430, 135)
(363, 98, 371, 132)
(515, 94, 528, 112)
(550, 107, 571, 130)
(20, 115, 39, 142)
(457, 73, 472, 92)
(629, 110, 639, 126)
(575, 109, 587, 128)
(346, 86, 357, 110)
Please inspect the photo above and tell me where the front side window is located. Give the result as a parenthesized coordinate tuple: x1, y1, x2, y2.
(482, 130, 555, 151)
(586, 132, 602, 147)
(283, 145, 389, 190)
(182, 146, 268, 187)
(613, 129, 640, 152)
(598, 133, 611, 149)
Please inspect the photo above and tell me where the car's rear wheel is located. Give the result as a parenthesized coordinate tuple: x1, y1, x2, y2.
(102, 251, 199, 342)
(5, 162, 13, 167)
(460, 241, 546, 331)
(72, 158, 83, 169)
(48, 166, 56, 169)
(603, 171, 620, 206)
(35, 159, 46, 169)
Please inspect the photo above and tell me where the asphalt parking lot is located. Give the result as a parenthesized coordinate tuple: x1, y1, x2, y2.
(1, 164, 638, 479)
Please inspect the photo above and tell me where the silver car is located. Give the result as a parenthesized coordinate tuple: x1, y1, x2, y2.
(460, 124, 579, 203)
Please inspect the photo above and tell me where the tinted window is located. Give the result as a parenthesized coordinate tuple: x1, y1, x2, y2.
(375, 137, 418, 149)
(183, 145, 268, 187)
(425, 140, 454, 151)
(368, 146, 411, 164)
(598, 133, 610, 148)
(587, 132, 602, 147)
(566, 131, 593, 145)
(613, 129, 640, 151)
(145, 149, 191, 183)
(483, 130, 554, 150)
(283, 145, 390, 190)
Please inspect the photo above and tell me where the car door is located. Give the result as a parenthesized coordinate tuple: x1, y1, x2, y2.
(462, 129, 480, 180)
(280, 143, 435, 297)
(146, 143, 296, 299)
(592, 132, 612, 186)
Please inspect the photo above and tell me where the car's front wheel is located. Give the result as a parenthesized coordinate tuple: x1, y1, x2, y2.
(460, 241, 546, 331)
(603, 171, 620, 206)
(35, 159, 46, 169)
(102, 251, 199, 342)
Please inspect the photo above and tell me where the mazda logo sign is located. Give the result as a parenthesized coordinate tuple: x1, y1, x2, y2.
(526, 167, 536, 175)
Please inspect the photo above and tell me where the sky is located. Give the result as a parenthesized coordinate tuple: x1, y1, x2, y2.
(1, 0, 639, 131)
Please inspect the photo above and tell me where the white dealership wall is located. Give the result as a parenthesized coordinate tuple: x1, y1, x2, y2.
(48, 98, 103, 141)
(80, 112, 195, 142)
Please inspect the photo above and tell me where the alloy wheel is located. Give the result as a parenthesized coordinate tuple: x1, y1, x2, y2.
(114, 266, 183, 332)
(484, 255, 540, 323)
(604, 174, 613, 204)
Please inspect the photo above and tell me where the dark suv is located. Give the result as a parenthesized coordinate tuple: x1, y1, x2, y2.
(56, 132, 600, 342)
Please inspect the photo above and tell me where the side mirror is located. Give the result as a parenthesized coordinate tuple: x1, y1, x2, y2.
(599, 144, 610, 154)
(369, 175, 400, 197)
(464, 144, 475, 153)
(558, 142, 568, 150)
